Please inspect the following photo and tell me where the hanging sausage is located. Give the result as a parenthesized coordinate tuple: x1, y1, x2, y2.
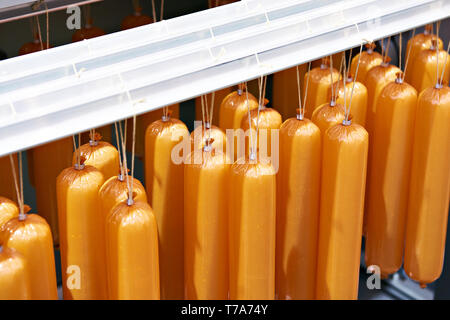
(315, 121, 368, 299)
(72, 5, 105, 42)
(106, 115, 160, 300)
(184, 138, 229, 299)
(276, 63, 321, 299)
(302, 57, 340, 118)
(72, 132, 119, 181)
(404, 24, 443, 84)
(1, 209, 58, 299)
(145, 110, 189, 299)
(190, 123, 226, 154)
(312, 63, 346, 134)
(229, 156, 276, 299)
(409, 40, 450, 93)
(57, 153, 107, 300)
(0, 197, 19, 228)
(218, 84, 259, 130)
(99, 174, 147, 221)
(364, 56, 401, 136)
(350, 43, 383, 83)
(316, 57, 369, 299)
(365, 72, 418, 277)
(121, 1, 153, 30)
(311, 101, 346, 134)
(240, 94, 282, 158)
(332, 75, 368, 126)
(404, 84, 450, 288)
(18, 34, 51, 56)
(0, 245, 31, 300)
(229, 77, 276, 300)
(106, 199, 160, 299)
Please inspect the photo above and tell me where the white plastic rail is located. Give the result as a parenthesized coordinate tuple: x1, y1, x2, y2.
(0, 0, 449, 156)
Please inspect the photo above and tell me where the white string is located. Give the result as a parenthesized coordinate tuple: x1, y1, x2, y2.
(302, 62, 311, 117)
(296, 65, 302, 115)
(151, 0, 157, 22)
(113, 122, 123, 177)
(245, 82, 254, 158)
(9, 154, 23, 218)
(329, 56, 335, 104)
(346, 43, 364, 122)
(402, 28, 416, 81)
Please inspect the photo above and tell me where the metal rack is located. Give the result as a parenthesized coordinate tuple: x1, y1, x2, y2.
(0, 0, 449, 157)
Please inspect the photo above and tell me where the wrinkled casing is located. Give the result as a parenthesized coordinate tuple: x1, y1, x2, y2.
(72, 141, 119, 181)
(0, 246, 31, 300)
(365, 81, 417, 276)
(57, 165, 107, 299)
(404, 87, 450, 286)
(1, 214, 58, 299)
(303, 66, 340, 118)
(145, 118, 188, 299)
(316, 123, 368, 300)
(184, 151, 229, 299)
(106, 201, 160, 300)
(276, 118, 321, 300)
(229, 159, 276, 300)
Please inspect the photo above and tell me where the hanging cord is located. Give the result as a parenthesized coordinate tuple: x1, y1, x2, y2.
(72, 135, 79, 168)
(117, 119, 132, 203)
(253, 75, 266, 159)
(333, 53, 346, 102)
(113, 122, 124, 178)
(9, 153, 25, 220)
(42, 2, 50, 49)
(245, 81, 255, 158)
(295, 65, 302, 119)
(35, 16, 44, 50)
(329, 55, 335, 105)
(342, 57, 349, 125)
(160, 0, 164, 21)
(402, 28, 416, 82)
(129, 115, 137, 203)
(399, 32, 402, 72)
(439, 42, 450, 86)
(384, 37, 391, 63)
(435, 21, 441, 87)
(205, 94, 210, 128)
(302, 62, 311, 118)
(208, 91, 215, 142)
(118, 121, 128, 179)
(200, 94, 206, 128)
(151, 0, 157, 22)
(345, 43, 364, 122)
(347, 48, 353, 76)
